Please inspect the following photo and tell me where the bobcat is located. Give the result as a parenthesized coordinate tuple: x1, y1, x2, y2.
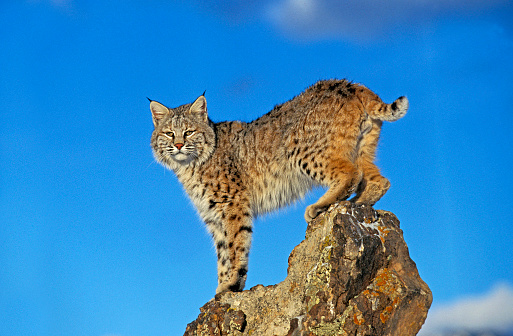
(149, 79, 408, 294)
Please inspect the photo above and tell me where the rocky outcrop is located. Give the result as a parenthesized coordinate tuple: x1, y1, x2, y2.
(184, 203, 432, 336)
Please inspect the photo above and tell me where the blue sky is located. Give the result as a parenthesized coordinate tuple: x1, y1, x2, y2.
(1, 0, 512, 335)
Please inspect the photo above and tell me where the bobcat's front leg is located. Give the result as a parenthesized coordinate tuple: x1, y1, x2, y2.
(210, 207, 253, 294)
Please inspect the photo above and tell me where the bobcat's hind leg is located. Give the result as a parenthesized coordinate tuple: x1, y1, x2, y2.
(351, 121, 390, 205)
(351, 162, 390, 205)
(212, 207, 253, 294)
(304, 158, 361, 222)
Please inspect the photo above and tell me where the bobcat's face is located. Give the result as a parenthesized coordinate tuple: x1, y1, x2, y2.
(155, 116, 209, 165)
(150, 96, 215, 169)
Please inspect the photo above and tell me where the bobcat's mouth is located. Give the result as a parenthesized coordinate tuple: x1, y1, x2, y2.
(173, 151, 197, 164)
(173, 152, 189, 160)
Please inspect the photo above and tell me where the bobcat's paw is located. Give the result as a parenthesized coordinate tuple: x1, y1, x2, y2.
(216, 272, 246, 294)
(216, 283, 231, 295)
(354, 178, 390, 206)
(304, 204, 325, 222)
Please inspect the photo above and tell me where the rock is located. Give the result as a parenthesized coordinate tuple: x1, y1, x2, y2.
(184, 203, 432, 336)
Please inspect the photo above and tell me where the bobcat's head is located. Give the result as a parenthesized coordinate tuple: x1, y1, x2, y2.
(150, 94, 215, 170)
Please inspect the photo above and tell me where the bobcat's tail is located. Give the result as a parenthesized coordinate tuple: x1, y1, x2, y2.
(373, 96, 409, 122)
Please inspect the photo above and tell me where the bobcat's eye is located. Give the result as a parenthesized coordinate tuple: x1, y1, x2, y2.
(184, 130, 195, 137)
(163, 131, 174, 138)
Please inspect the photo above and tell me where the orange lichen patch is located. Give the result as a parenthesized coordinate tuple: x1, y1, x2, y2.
(370, 268, 403, 324)
(362, 289, 380, 297)
(375, 271, 389, 289)
(353, 308, 365, 325)
(374, 268, 399, 294)
(380, 305, 394, 323)
(377, 225, 391, 244)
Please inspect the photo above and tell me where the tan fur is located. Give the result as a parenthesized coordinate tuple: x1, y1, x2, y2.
(149, 79, 408, 293)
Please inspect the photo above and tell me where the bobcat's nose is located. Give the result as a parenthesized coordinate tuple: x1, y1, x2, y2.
(175, 143, 184, 150)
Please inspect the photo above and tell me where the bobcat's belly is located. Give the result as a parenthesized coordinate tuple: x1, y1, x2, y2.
(250, 170, 314, 216)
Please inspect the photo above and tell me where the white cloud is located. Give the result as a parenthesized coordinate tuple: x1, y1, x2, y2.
(419, 282, 513, 335)
(264, 0, 512, 41)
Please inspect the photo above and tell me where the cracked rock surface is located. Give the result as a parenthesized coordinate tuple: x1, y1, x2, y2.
(184, 203, 432, 336)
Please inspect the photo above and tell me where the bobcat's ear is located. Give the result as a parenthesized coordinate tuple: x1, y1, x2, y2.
(189, 95, 208, 122)
(149, 100, 170, 127)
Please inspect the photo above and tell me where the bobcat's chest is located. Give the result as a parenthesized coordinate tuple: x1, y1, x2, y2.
(177, 164, 245, 221)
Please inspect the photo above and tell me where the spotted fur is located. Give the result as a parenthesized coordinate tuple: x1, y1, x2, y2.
(149, 79, 408, 293)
